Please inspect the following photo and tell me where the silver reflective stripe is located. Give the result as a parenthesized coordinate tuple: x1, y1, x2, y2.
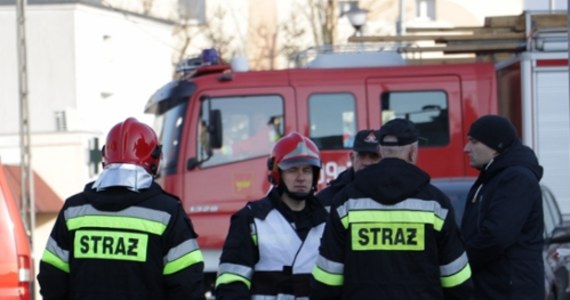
(164, 238, 200, 263)
(440, 252, 469, 276)
(344, 198, 448, 220)
(336, 202, 349, 219)
(46, 237, 69, 263)
(217, 262, 253, 280)
(92, 163, 153, 192)
(255, 209, 301, 270)
(64, 204, 171, 226)
(293, 223, 325, 273)
(315, 254, 344, 275)
(254, 210, 304, 271)
(252, 295, 309, 300)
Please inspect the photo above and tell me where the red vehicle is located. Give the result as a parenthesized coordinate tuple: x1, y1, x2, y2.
(145, 51, 492, 282)
(0, 159, 33, 300)
(145, 12, 569, 286)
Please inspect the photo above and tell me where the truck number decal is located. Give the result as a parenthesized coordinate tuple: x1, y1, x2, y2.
(319, 161, 348, 185)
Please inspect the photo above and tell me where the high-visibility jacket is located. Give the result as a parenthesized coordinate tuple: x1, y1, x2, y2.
(311, 158, 473, 300)
(215, 189, 328, 300)
(38, 182, 205, 300)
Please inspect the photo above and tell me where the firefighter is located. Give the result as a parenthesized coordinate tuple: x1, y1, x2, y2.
(316, 129, 381, 211)
(215, 131, 328, 299)
(37, 117, 205, 300)
(311, 118, 473, 299)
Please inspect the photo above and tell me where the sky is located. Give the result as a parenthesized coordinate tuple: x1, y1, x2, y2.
(525, 0, 568, 10)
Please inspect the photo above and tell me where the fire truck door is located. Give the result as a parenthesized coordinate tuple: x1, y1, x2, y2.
(366, 75, 467, 178)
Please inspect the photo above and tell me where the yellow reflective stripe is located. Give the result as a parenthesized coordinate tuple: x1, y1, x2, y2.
(251, 234, 257, 246)
(163, 249, 204, 275)
(42, 250, 70, 273)
(434, 217, 444, 231)
(74, 230, 148, 261)
(312, 266, 344, 286)
(348, 210, 445, 231)
(67, 215, 167, 235)
(441, 264, 472, 288)
(341, 214, 349, 229)
(215, 273, 252, 289)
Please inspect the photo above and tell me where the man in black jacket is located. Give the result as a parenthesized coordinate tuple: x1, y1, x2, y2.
(316, 129, 381, 211)
(462, 115, 544, 300)
(38, 118, 205, 300)
(311, 118, 472, 299)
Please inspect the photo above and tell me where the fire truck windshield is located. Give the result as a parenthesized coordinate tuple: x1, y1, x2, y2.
(153, 102, 188, 176)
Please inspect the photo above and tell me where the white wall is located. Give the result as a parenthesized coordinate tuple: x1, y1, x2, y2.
(0, 4, 174, 298)
(0, 3, 173, 187)
(73, 5, 173, 134)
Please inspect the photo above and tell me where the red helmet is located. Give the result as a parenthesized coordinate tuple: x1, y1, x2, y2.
(267, 132, 321, 186)
(102, 117, 161, 175)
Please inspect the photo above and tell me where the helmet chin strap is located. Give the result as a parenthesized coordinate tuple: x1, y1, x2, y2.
(286, 190, 310, 201)
(277, 181, 312, 202)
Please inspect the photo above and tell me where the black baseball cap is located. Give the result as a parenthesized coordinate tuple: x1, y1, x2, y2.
(352, 129, 380, 153)
(376, 118, 419, 146)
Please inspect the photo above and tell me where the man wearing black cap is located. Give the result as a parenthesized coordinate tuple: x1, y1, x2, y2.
(316, 129, 381, 211)
(462, 115, 544, 300)
(311, 118, 472, 300)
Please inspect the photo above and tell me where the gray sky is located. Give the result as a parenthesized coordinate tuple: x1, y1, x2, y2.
(525, 0, 567, 10)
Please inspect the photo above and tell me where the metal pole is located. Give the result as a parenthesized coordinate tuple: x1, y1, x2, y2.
(16, 0, 35, 255)
(566, 0, 570, 183)
(396, 0, 406, 35)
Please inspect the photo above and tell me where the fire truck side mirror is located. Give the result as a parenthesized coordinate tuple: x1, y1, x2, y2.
(209, 109, 223, 149)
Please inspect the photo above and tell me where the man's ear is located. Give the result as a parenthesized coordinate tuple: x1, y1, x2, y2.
(408, 145, 418, 164)
(349, 151, 356, 162)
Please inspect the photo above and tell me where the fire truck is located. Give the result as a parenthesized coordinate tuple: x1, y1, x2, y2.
(145, 11, 569, 285)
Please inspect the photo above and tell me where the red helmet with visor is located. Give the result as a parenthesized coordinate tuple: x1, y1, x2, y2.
(267, 132, 321, 187)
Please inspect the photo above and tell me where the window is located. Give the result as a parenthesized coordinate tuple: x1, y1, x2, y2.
(198, 95, 283, 167)
(416, 0, 435, 20)
(309, 93, 356, 150)
(381, 91, 449, 147)
(54, 111, 67, 131)
(155, 102, 188, 175)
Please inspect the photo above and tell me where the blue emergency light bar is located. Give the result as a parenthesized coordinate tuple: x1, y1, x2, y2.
(176, 48, 221, 74)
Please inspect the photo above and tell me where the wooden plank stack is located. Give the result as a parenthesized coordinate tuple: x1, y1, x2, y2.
(348, 12, 567, 64)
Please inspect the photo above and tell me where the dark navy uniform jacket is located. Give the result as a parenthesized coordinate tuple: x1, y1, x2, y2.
(312, 158, 473, 299)
(316, 168, 355, 210)
(38, 182, 205, 300)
